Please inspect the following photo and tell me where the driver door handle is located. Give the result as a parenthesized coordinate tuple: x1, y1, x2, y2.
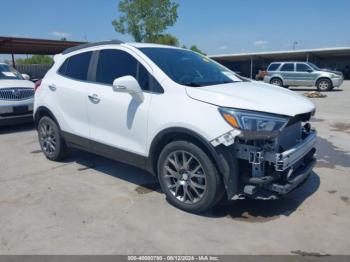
(88, 94, 100, 104)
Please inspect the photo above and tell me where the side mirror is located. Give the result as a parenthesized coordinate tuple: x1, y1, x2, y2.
(306, 69, 313, 73)
(112, 75, 144, 101)
(22, 74, 30, 80)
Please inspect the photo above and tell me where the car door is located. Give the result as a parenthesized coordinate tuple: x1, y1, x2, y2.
(53, 51, 93, 141)
(279, 63, 296, 85)
(87, 48, 154, 164)
(296, 63, 317, 86)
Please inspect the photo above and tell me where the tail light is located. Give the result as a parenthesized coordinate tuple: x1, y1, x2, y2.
(34, 79, 42, 92)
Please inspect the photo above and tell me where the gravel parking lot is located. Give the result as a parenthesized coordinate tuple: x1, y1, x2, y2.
(1, 82, 350, 255)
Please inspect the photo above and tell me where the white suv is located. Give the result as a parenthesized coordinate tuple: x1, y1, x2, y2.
(34, 41, 317, 213)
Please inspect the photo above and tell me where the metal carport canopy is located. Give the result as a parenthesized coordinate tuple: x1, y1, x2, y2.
(0, 36, 85, 55)
(210, 47, 350, 79)
(210, 47, 350, 62)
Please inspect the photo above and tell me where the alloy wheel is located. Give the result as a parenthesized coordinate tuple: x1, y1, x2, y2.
(318, 80, 329, 91)
(39, 121, 57, 155)
(163, 150, 206, 204)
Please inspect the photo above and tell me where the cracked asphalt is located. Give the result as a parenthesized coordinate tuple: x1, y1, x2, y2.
(0, 81, 350, 255)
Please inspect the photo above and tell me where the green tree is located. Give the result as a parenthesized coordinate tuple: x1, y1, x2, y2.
(112, 0, 179, 42)
(16, 55, 53, 65)
(189, 45, 206, 56)
(181, 45, 206, 56)
(153, 34, 179, 46)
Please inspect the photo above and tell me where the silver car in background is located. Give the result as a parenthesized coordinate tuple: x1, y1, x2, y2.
(0, 63, 35, 126)
(264, 62, 344, 91)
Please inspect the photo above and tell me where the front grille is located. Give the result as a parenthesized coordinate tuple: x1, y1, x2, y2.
(0, 88, 34, 101)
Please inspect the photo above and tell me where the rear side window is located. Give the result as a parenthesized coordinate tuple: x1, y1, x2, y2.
(296, 63, 312, 72)
(280, 63, 295, 72)
(58, 51, 92, 81)
(267, 63, 280, 71)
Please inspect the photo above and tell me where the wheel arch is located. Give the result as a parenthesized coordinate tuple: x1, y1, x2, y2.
(34, 106, 60, 129)
(148, 127, 239, 199)
(148, 127, 226, 176)
(315, 76, 332, 85)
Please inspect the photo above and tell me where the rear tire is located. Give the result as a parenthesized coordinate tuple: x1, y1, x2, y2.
(270, 78, 283, 87)
(316, 78, 332, 91)
(157, 141, 223, 213)
(37, 116, 69, 161)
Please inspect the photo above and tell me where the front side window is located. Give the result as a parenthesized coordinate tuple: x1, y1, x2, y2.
(95, 49, 162, 92)
(280, 63, 295, 72)
(139, 47, 242, 87)
(267, 63, 281, 71)
(0, 64, 24, 80)
(96, 49, 137, 85)
(296, 63, 312, 72)
(59, 51, 92, 81)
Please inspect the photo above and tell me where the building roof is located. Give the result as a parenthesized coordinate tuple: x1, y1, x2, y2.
(0, 36, 85, 55)
(210, 47, 350, 61)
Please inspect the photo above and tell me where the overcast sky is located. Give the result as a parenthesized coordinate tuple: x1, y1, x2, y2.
(1, 0, 350, 61)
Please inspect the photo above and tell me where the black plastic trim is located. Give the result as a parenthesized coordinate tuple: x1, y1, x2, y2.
(34, 106, 59, 128)
(62, 131, 148, 170)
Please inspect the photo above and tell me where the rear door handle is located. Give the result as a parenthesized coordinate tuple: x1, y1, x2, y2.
(48, 84, 56, 91)
(88, 94, 100, 104)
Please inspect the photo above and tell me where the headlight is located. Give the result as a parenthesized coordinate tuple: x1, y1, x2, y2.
(219, 108, 289, 132)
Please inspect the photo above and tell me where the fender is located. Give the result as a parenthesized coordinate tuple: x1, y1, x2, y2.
(34, 106, 59, 129)
(147, 127, 224, 173)
(147, 127, 239, 198)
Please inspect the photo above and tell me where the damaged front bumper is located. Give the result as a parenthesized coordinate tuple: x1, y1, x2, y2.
(232, 129, 317, 200)
(212, 124, 317, 199)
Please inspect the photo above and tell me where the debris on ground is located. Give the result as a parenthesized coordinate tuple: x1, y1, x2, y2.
(303, 91, 327, 98)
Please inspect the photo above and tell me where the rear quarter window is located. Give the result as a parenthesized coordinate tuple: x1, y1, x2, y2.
(58, 51, 92, 81)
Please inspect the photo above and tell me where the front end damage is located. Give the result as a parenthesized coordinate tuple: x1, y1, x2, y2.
(212, 112, 317, 200)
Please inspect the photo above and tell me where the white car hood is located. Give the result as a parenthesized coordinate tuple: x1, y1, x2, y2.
(186, 81, 315, 117)
(0, 79, 34, 89)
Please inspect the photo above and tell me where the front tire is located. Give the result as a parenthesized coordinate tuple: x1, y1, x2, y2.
(157, 141, 223, 213)
(316, 78, 332, 91)
(37, 116, 69, 161)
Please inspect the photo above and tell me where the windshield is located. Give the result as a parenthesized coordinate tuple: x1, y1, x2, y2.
(0, 64, 24, 80)
(307, 62, 321, 71)
(139, 47, 242, 87)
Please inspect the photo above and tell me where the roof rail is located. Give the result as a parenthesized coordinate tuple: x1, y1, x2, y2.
(61, 40, 124, 55)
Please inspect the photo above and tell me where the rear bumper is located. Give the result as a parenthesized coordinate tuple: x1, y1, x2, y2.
(263, 76, 271, 83)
